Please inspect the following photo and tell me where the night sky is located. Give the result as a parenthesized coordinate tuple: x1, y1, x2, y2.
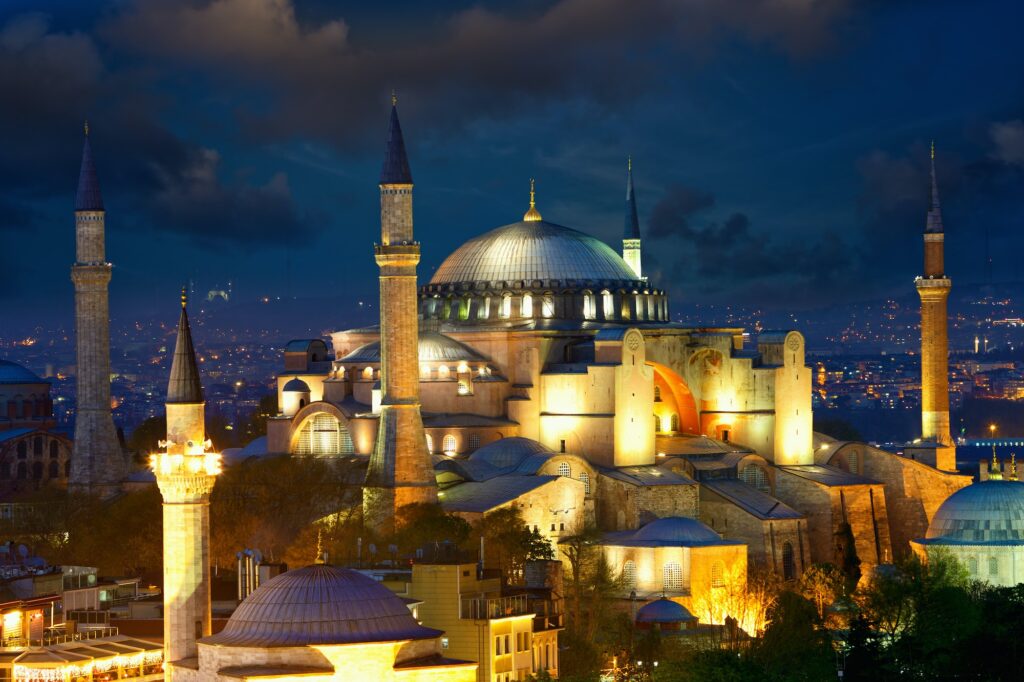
(2, 0, 1024, 330)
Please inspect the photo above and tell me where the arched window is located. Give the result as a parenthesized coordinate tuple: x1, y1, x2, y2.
(16, 442, 26, 459)
(670, 414, 679, 432)
(846, 451, 859, 474)
(654, 385, 662, 402)
(557, 462, 571, 478)
(442, 434, 457, 454)
(49, 441, 58, 459)
(622, 560, 637, 588)
(420, 363, 432, 379)
(966, 556, 978, 576)
(16, 462, 26, 480)
(478, 296, 490, 320)
(468, 434, 481, 449)
(663, 562, 683, 591)
(438, 365, 450, 379)
(988, 556, 999, 577)
(541, 294, 555, 318)
(501, 294, 512, 319)
(33, 437, 42, 456)
(602, 291, 614, 319)
(362, 366, 373, 380)
(583, 292, 595, 320)
(521, 294, 533, 317)
(294, 413, 354, 456)
(782, 542, 795, 581)
(459, 296, 471, 321)
(711, 561, 726, 588)
(48, 461, 58, 479)
(579, 472, 591, 494)
(740, 465, 770, 492)
(425, 434, 433, 452)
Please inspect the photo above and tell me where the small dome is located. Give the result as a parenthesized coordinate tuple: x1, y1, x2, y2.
(430, 220, 640, 287)
(0, 360, 45, 385)
(283, 378, 311, 392)
(631, 517, 722, 545)
(469, 437, 552, 469)
(340, 332, 485, 364)
(925, 480, 1024, 544)
(636, 598, 695, 624)
(204, 565, 440, 647)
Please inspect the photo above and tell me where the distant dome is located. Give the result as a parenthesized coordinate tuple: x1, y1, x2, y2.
(469, 437, 552, 469)
(204, 565, 440, 647)
(630, 517, 723, 546)
(925, 480, 1024, 544)
(636, 598, 696, 624)
(340, 332, 485, 364)
(430, 220, 640, 287)
(0, 360, 44, 385)
(283, 378, 310, 392)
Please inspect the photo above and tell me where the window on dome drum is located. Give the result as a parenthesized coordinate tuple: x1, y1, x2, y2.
(740, 465, 770, 492)
(443, 434, 457, 454)
(48, 461, 58, 479)
(602, 291, 614, 319)
(479, 297, 490, 319)
(711, 561, 726, 588)
(438, 365, 450, 379)
(16, 442, 26, 459)
(457, 377, 472, 395)
(622, 560, 637, 588)
(469, 434, 481, 449)
(362, 366, 373, 380)
(293, 413, 354, 456)
(425, 434, 433, 452)
(501, 295, 512, 318)
(988, 556, 999, 577)
(663, 562, 683, 591)
(966, 557, 977, 576)
(583, 292, 595, 320)
(49, 441, 58, 459)
(579, 472, 591, 494)
(558, 462, 571, 478)
(782, 542, 795, 581)
(541, 294, 555, 318)
(459, 296, 471, 321)
(33, 437, 41, 456)
(521, 294, 533, 317)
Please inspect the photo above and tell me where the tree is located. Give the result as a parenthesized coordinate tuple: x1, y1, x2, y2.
(239, 392, 278, 442)
(798, 563, 846, 621)
(393, 503, 471, 558)
(559, 522, 603, 632)
(473, 506, 554, 582)
(126, 416, 166, 461)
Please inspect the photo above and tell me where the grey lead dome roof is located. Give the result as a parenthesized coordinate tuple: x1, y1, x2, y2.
(0, 361, 45, 385)
(340, 331, 485, 363)
(430, 220, 639, 286)
(923, 480, 1024, 545)
(203, 565, 441, 647)
(636, 598, 696, 624)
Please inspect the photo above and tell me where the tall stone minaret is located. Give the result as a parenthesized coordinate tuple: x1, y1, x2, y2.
(916, 142, 955, 471)
(622, 157, 644, 280)
(363, 96, 437, 535)
(69, 123, 126, 496)
(152, 292, 219, 674)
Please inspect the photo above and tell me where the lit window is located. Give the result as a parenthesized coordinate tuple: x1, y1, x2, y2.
(654, 385, 662, 402)
(501, 295, 512, 318)
(622, 560, 636, 588)
(443, 434, 457, 454)
(294, 413, 354, 456)
(522, 294, 533, 317)
(670, 414, 679, 432)
(438, 365, 450, 379)
(579, 472, 591, 494)
(602, 290, 614, 319)
(583, 292, 595, 320)
(967, 557, 978, 576)
(663, 562, 683, 591)
(740, 465, 769, 492)
(558, 462, 571, 478)
(362, 366, 373, 380)
(711, 561, 726, 588)
(541, 294, 555, 318)
(425, 434, 433, 452)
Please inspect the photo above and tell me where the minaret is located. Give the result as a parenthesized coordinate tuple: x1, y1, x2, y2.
(916, 142, 955, 471)
(69, 122, 126, 496)
(152, 291, 220, 674)
(363, 96, 437, 535)
(622, 157, 643, 280)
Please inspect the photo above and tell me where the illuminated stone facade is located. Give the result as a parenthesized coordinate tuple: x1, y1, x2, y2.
(69, 128, 125, 496)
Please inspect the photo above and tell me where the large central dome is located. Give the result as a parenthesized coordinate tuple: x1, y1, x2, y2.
(430, 220, 640, 287)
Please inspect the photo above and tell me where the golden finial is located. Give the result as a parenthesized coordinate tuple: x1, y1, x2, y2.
(83, 120, 89, 137)
(391, 90, 398, 107)
(314, 528, 324, 564)
(523, 178, 542, 222)
(930, 140, 935, 160)
(628, 155, 632, 172)
(180, 286, 188, 309)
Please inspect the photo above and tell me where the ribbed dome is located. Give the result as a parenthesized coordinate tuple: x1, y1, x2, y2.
(925, 480, 1024, 544)
(636, 598, 695, 624)
(0, 361, 44, 385)
(340, 332, 485, 364)
(469, 437, 552, 469)
(631, 517, 723, 545)
(430, 220, 639, 286)
(204, 565, 440, 647)
(283, 378, 310, 392)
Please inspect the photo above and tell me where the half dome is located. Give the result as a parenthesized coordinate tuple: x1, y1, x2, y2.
(203, 565, 441, 647)
(339, 332, 485, 364)
(430, 220, 640, 287)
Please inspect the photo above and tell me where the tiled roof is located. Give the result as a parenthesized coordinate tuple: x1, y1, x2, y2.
(440, 476, 561, 513)
(167, 304, 203, 404)
(701, 480, 803, 520)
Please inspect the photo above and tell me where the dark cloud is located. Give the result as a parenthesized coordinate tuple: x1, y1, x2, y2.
(989, 119, 1024, 166)
(647, 184, 715, 239)
(101, 0, 850, 148)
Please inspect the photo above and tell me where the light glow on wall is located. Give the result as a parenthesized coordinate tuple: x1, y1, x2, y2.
(150, 451, 222, 477)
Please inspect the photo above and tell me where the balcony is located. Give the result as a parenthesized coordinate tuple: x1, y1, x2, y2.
(460, 595, 529, 620)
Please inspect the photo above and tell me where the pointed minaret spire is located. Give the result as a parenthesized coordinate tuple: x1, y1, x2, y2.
(76, 121, 104, 212)
(167, 287, 204, 404)
(380, 94, 413, 185)
(622, 157, 644, 280)
(926, 141, 943, 234)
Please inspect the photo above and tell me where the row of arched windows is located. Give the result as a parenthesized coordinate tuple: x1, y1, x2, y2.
(421, 289, 668, 323)
(965, 555, 1000, 578)
(0, 460, 66, 480)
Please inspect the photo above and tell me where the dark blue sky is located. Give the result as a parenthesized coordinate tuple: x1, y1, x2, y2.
(2, 0, 1023, 330)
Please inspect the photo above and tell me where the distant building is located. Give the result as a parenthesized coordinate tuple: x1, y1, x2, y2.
(0, 360, 71, 487)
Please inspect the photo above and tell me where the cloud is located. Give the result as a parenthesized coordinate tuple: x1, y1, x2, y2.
(647, 184, 715, 239)
(989, 119, 1024, 166)
(102, 0, 850, 148)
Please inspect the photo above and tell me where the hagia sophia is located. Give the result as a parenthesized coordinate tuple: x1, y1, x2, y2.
(1, 99, 1022, 682)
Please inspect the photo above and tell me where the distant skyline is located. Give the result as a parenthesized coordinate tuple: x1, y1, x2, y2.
(2, 0, 1024, 330)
